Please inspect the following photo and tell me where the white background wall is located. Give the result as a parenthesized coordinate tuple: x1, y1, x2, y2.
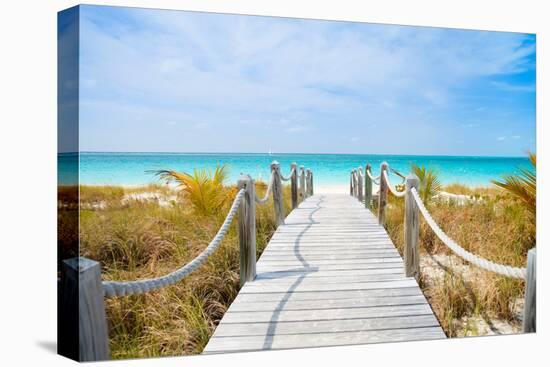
(0, 1, 546, 366)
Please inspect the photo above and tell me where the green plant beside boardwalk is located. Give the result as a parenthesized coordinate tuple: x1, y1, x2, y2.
(382, 156, 535, 336)
(66, 168, 291, 358)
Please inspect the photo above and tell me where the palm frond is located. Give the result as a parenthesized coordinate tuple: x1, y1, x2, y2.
(411, 163, 442, 205)
(492, 153, 536, 216)
(152, 165, 230, 216)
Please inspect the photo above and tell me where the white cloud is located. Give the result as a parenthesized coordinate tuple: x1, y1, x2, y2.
(497, 136, 506, 141)
(512, 135, 521, 139)
(491, 81, 535, 93)
(77, 7, 536, 154)
(285, 125, 310, 133)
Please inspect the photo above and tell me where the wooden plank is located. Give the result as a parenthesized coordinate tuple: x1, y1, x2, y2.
(256, 263, 405, 272)
(213, 314, 439, 336)
(255, 259, 402, 267)
(220, 304, 434, 323)
(259, 251, 400, 260)
(227, 295, 427, 312)
(239, 279, 419, 294)
(255, 268, 405, 279)
(232, 287, 424, 303)
(241, 274, 407, 287)
(204, 327, 445, 353)
(203, 193, 445, 354)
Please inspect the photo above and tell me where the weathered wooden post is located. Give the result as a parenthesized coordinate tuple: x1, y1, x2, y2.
(352, 169, 357, 197)
(357, 167, 363, 203)
(290, 163, 298, 209)
(238, 175, 256, 286)
(378, 162, 389, 226)
(306, 169, 312, 197)
(365, 164, 372, 209)
(299, 166, 306, 202)
(60, 257, 110, 361)
(523, 248, 536, 332)
(271, 161, 284, 226)
(309, 171, 314, 196)
(404, 175, 420, 279)
(350, 171, 353, 196)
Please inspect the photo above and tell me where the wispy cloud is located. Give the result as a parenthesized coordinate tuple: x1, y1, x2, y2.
(491, 81, 535, 93)
(77, 5, 536, 155)
(285, 125, 310, 133)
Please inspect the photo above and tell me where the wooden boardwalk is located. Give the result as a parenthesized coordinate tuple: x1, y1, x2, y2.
(203, 194, 445, 354)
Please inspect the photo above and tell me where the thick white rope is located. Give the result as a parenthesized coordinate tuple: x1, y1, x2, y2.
(280, 167, 295, 181)
(366, 169, 381, 183)
(255, 172, 274, 204)
(383, 170, 406, 198)
(411, 187, 526, 279)
(102, 188, 246, 297)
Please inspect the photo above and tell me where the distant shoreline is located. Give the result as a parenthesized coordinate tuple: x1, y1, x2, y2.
(66, 151, 528, 159)
(59, 152, 529, 188)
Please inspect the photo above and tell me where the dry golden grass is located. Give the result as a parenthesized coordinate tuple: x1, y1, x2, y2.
(383, 186, 533, 336)
(64, 182, 291, 358)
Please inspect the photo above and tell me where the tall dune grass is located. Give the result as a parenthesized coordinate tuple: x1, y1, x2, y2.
(69, 174, 291, 358)
(382, 160, 534, 336)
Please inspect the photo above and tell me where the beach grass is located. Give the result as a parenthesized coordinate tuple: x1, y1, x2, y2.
(382, 185, 534, 336)
(64, 181, 291, 358)
(59, 171, 534, 355)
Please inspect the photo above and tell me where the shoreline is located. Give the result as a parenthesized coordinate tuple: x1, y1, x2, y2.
(73, 181, 496, 191)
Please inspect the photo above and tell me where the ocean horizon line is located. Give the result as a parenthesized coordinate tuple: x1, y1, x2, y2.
(72, 151, 530, 159)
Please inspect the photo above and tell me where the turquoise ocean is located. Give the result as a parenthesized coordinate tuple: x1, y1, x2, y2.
(58, 152, 531, 187)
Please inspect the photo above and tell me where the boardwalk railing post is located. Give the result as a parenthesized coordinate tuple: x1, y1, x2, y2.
(365, 164, 372, 209)
(357, 167, 363, 203)
(404, 174, 420, 279)
(350, 171, 353, 196)
(61, 257, 110, 361)
(306, 169, 312, 197)
(299, 166, 306, 202)
(238, 175, 256, 286)
(523, 248, 536, 332)
(352, 169, 357, 198)
(271, 161, 285, 226)
(378, 162, 389, 226)
(291, 163, 298, 209)
(309, 170, 314, 196)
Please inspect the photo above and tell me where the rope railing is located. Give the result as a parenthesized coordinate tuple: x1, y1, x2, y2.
(103, 188, 246, 297)
(62, 161, 315, 360)
(280, 167, 295, 181)
(383, 170, 406, 198)
(353, 160, 535, 333)
(254, 172, 274, 204)
(410, 187, 526, 279)
(390, 167, 406, 182)
(366, 169, 380, 184)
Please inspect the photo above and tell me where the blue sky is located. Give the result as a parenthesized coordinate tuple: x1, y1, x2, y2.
(76, 5, 536, 156)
